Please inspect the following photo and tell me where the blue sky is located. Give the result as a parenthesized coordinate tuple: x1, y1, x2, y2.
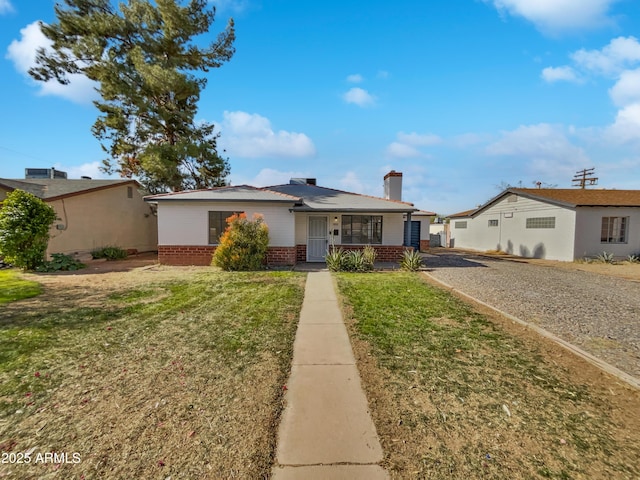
(1, 0, 640, 215)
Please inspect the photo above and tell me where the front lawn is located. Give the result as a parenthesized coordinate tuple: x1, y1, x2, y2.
(0, 270, 42, 304)
(337, 272, 640, 479)
(0, 270, 305, 479)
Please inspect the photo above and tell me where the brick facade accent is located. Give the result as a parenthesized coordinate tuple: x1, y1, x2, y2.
(158, 245, 216, 266)
(158, 245, 297, 266)
(419, 239, 429, 252)
(296, 244, 307, 262)
(265, 246, 297, 266)
(159, 244, 410, 266)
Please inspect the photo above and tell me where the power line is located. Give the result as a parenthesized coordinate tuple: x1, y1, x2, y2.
(572, 167, 598, 189)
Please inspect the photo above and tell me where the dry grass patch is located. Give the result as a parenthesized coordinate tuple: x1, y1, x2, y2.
(0, 268, 305, 479)
(337, 272, 640, 480)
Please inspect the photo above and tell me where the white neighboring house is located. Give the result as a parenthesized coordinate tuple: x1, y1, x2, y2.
(145, 172, 418, 266)
(449, 188, 640, 261)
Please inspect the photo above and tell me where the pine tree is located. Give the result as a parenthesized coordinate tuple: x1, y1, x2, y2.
(30, 0, 235, 193)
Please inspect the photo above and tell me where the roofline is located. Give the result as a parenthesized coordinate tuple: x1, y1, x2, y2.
(266, 182, 416, 208)
(291, 207, 419, 213)
(144, 184, 302, 203)
(0, 179, 141, 202)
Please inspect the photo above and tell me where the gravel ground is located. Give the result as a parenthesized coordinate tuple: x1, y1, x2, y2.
(424, 251, 640, 380)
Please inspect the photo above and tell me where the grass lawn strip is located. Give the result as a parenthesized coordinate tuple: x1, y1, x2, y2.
(0, 270, 42, 305)
(337, 272, 640, 480)
(0, 270, 305, 479)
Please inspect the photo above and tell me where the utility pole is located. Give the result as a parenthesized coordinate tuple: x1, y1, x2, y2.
(572, 168, 598, 189)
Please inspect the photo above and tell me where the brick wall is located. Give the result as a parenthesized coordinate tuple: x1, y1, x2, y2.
(420, 239, 430, 252)
(265, 246, 297, 266)
(296, 244, 307, 262)
(333, 245, 411, 262)
(159, 245, 216, 266)
(158, 245, 296, 266)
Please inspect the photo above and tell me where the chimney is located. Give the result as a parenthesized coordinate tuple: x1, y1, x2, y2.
(384, 170, 402, 201)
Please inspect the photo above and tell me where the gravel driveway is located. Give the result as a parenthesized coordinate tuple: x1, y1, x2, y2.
(424, 251, 640, 380)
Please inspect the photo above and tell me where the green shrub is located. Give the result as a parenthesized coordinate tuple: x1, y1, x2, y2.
(325, 247, 347, 272)
(326, 246, 376, 272)
(400, 249, 424, 271)
(212, 213, 270, 271)
(36, 253, 86, 272)
(626, 254, 640, 264)
(91, 246, 128, 260)
(0, 189, 57, 270)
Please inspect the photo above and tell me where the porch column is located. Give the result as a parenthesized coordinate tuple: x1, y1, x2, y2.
(404, 212, 412, 248)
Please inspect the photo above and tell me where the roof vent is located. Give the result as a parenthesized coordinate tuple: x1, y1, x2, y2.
(290, 178, 317, 185)
(25, 167, 67, 179)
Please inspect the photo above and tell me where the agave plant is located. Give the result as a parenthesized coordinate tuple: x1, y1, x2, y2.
(400, 250, 424, 271)
(596, 251, 615, 264)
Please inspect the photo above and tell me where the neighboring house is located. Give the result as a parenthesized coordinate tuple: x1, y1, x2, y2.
(145, 171, 418, 266)
(449, 188, 640, 261)
(429, 217, 450, 247)
(0, 175, 158, 258)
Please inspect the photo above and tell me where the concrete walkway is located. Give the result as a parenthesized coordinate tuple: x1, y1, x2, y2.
(272, 271, 388, 479)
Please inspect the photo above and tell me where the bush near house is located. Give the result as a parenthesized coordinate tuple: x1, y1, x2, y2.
(91, 246, 128, 261)
(212, 213, 270, 271)
(0, 189, 57, 270)
(326, 246, 377, 272)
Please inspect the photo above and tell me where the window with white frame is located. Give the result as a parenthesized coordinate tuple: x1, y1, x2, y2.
(526, 217, 555, 229)
(488, 219, 499, 227)
(601, 217, 628, 243)
(454, 221, 467, 229)
(341, 215, 382, 244)
(208, 211, 240, 244)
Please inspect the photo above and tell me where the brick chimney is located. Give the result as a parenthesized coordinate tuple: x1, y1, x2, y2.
(384, 170, 402, 201)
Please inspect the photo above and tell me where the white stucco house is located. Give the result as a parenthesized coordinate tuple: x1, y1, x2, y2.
(449, 188, 640, 261)
(145, 172, 418, 266)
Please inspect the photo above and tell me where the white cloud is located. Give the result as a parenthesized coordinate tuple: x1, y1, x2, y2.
(346, 73, 363, 83)
(342, 87, 376, 107)
(231, 168, 309, 187)
(219, 111, 316, 158)
(487, 0, 619, 34)
(0, 0, 14, 14)
(56, 161, 109, 179)
(385, 142, 423, 159)
(5, 21, 97, 104)
(385, 131, 441, 159)
(486, 124, 589, 176)
(396, 132, 442, 146)
(571, 36, 640, 76)
(609, 68, 640, 107)
(605, 103, 640, 143)
(210, 0, 249, 14)
(541, 65, 580, 83)
(338, 171, 366, 194)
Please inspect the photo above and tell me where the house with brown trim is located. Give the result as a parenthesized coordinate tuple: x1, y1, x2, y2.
(449, 188, 640, 261)
(0, 173, 157, 258)
(145, 171, 418, 266)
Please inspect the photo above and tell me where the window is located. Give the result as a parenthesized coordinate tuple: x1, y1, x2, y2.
(341, 215, 382, 244)
(601, 217, 628, 243)
(488, 219, 499, 227)
(526, 217, 555, 229)
(454, 221, 467, 229)
(208, 211, 239, 244)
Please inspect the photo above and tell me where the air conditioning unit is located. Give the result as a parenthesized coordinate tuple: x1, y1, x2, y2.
(25, 168, 67, 179)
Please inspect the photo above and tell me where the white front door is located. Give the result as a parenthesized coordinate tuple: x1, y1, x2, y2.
(308, 216, 328, 262)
